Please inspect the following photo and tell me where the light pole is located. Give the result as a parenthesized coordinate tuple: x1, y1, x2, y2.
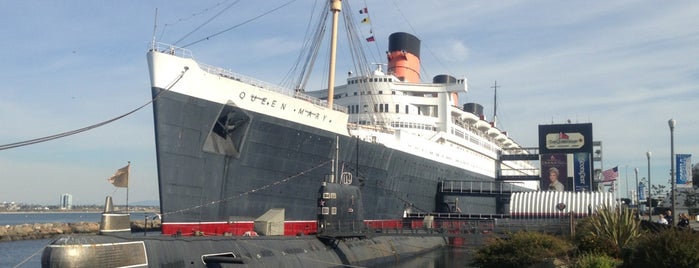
(669, 119, 677, 226)
(625, 165, 629, 201)
(635, 167, 639, 219)
(647, 151, 652, 221)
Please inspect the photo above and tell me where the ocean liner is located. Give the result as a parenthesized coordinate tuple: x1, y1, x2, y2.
(147, 1, 537, 236)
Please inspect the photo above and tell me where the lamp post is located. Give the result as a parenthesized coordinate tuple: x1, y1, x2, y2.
(669, 119, 677, 226)
(635, 167, 639, 219)
(647, 151, 652, 221)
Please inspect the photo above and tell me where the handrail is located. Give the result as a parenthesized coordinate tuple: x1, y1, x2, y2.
(149, 42, 348, 113)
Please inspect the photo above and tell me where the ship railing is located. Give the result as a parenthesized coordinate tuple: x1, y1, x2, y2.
(198, 63, 347, 113)
(150, 42, 348, 113)
(150, 42, 194, 59)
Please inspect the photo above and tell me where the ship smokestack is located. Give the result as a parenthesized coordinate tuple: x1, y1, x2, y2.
(387, 32, 421, 83)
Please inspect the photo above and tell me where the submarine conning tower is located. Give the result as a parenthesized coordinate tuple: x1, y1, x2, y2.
(387, 32, 421, 83)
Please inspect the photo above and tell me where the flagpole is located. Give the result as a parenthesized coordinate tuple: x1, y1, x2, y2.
(126, 161, 130, 213)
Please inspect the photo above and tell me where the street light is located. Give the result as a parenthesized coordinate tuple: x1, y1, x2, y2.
(669, 119, 677, 226)
(635, 167, 639, 219)
(647, 151, 652, 221)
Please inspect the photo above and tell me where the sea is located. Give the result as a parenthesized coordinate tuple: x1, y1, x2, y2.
(1, 212, 157, 268)
(1, 212, 475, 267)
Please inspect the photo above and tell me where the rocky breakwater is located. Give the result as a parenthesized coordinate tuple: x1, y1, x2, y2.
(0, 220, 161, 241)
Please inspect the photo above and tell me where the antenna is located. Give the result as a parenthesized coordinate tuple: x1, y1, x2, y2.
(491, 81, 498, 128)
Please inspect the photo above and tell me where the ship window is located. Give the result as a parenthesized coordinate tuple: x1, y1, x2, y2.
(374, 104, 378, 112)
(378, 91, 383, 94)
(354, 92, 357, 96)
(395, 104, 399, 113)
(379, 104, 383, 113)
(384, 104, 388, 112)
(405, 105, 409, 114)
(392, 91, 396, 95)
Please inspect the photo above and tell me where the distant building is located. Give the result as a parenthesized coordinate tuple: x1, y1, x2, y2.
(60, 193, 73, 210)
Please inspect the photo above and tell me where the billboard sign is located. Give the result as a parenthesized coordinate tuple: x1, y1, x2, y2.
(541, 154, 569, 191)
(538, 123, 593, 154)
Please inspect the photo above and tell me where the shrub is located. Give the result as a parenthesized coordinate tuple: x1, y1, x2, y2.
(471, 231, 573, 268)
(623, 228, 699, 267)
(572, 252, 620, 268)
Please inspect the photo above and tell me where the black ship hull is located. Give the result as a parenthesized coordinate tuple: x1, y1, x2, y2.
(152, 88, 497, 224)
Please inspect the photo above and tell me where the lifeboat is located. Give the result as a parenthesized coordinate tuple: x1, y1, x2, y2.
(461, 112, 479, 125)
(496, 132, 508, 142)
(503, 138, 514, 148)
(475, 120, 491, 132)
(487, 127, 500, 138)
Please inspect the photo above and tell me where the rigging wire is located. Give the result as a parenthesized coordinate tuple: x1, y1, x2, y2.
(280, 0, 330, 91)
(0, 67, 189, 151)
(173, 0, 241, 46)
(157, 0, 234, 41)
(180, 0, 297, 48)
(162, 159, 332, 217)
(388, 0, 455, 80)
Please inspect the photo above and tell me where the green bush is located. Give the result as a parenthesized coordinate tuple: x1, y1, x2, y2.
(623, 228, 699, 268)
(471, 231, 573, 268)
(572, 252, 620, 268)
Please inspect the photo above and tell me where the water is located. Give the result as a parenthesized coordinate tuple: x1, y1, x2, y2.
(0, 239, 50, 267)
(1, 212, 160, 267)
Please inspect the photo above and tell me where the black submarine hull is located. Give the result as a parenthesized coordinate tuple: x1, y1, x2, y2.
(42, 233, 447, 267)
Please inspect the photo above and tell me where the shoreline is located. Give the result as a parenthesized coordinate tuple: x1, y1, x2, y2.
(0, 221, 161, 242)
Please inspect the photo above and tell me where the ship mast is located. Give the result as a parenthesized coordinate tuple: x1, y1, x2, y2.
(326, 0, 342, 108)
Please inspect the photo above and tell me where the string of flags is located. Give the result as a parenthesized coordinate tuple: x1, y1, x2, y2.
(359, 7, 374, 42)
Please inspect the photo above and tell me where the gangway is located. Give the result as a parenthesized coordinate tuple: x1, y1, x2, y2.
(438, 180, 531, 197)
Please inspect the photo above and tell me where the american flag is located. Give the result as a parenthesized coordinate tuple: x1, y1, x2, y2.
(602, 166, 619, 182)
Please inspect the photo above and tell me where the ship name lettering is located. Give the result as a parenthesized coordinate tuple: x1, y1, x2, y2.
(239, 91, 287, 111)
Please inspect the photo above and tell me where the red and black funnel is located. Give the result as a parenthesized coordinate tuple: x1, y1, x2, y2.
(387, 32, 421, 83)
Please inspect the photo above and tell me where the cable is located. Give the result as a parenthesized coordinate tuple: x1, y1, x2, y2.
(180, 0, 297, 48)
(0, 67, 189, 151)
(173, 0, 241, 46)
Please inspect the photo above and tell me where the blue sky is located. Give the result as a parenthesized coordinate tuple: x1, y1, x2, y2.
(1, 1, 697, 205)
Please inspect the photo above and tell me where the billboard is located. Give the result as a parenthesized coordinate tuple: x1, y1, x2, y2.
(538, 123, 593, 154)
(676, 154, 693, 188)
(541, 154, 569, 191)
(538, 123, 594, 192)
